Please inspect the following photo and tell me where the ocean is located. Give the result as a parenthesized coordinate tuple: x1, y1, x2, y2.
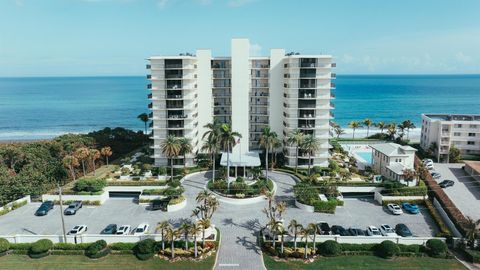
(0, 75, 479, 141)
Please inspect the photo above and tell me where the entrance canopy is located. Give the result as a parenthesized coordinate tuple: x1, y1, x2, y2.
(220, 151, 261, 167)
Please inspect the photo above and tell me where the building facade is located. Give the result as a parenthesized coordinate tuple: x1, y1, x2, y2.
(420, 114, 480, 162)
(147, 39, 335, 168)
(370, 143, 417, 186)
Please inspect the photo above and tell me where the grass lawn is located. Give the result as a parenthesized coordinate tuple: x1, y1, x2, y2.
(263, 254, 467, 270)
(0, 254, 216, 270)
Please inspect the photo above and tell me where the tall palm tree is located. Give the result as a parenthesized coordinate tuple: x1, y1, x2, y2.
(397, 123, 406, 140)
(267, 218, 283, 250)
(219, 124, 242, 191)
(272, 137, 282, 168)
(307, 223, 318, 254)
(74, 147, 90, 176)
(288, 219, 301, 251)
(62, 155, 79, 181)
(89, 149, 100, 176)
(386, 123, 397, 141)
(178, 137, 193, 170)
(348, 121, 361, 139)
(155, 221, 170, 251)
(198, 218, 211, 248)
(137, 113, 149, 134)
(190, 223, 202, 258)
(278, 226, 286, 255)
(300, 225, 309, 259)
(203, 120, 222, 181)
(100, 146, 112, 166)
(165, 226, 178, 259)
(464, 216, 480, 249)
(259, 127, 278, 181)
(332, 122, 346, 139)
(179, 221, 192, 251)
(376, 121, 386, 134)
(363, 119, 373, 137)
(206, 196, 219, 218)
(301, 135, 320, 176)
(161, 135, 181, 181)
(287, 129, 305, 173)
(402, 120, 416, 140)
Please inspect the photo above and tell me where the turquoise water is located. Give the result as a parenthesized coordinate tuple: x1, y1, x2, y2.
(356, 151, 373, 164)
(0, 75, 479, 140)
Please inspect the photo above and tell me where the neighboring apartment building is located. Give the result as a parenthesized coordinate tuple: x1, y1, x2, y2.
(146, 38, 335, 168)
(370, 143, 417, 186)
(420, 114, 480, 162)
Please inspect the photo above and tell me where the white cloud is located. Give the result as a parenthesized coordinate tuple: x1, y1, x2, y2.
(228, 0, 256, 7)
(249, 43, 262, 56)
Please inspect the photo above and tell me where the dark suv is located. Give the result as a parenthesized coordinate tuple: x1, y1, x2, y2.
(64, 201, 82, 215)
(395, 223, 413, 237)
(317, 222, 331, 235)
(35, 201, 54, 216)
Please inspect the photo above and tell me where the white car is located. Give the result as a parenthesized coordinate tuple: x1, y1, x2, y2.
(387, 204, 403, 215)
(68, 225, 87, 235)
(425, 163, 434, 170)
(379, 224, 398, 237)
(366, 226, 382, 236)
(116, 225, 131, 235)
(133, 223, 149, 236)
(423, 159, 433, 165)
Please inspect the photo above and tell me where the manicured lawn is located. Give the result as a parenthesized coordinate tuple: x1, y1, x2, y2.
(263, 254, 467, 270)
(0, 254, 216, 270)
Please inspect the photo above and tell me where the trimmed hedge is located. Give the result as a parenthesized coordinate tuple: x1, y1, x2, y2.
(424, 199, 452, 237)
(29, 239, 53, 258)
(109, 242, 136, 251)
(53, 243, 90, 250)
(85, 240, 109, 259)
(313, 199, 337, 213)
(376, 240, 400, 258)
(464, 249, 480, 263)
(319, 240, 341, 256)
(0, 238, 9, 253)
(426, 239, 447, 257)
(74, 179, 107, 193)
(134, 239, 156, 260)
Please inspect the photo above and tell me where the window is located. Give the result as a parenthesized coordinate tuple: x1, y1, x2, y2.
(470, 124, 477, 129)
(468, 133, 475, 137)
(467, 141, 475, 145)
(454, 132, 461, 136)
(456, 124, 463, 128)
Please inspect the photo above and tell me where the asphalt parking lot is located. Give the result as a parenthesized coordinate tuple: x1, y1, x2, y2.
(432, 163, 480, 220)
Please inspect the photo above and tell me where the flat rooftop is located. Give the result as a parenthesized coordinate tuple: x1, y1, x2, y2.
(424, 114, 480, 122)
(464, 161, 480, 174)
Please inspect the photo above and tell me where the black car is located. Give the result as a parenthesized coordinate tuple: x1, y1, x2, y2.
(331, 225, 349, 236)
(317, 222, 331, 235)
(101, 224, 118, 234)
(348, 228, 366, 236)
(35, 201, 54, 216)
(439, 180, 454, 188)
(64, 201, 82, 215)
(395, 223, 413, 237)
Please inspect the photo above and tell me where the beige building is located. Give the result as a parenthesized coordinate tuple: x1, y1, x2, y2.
(370, 143, 417, 186)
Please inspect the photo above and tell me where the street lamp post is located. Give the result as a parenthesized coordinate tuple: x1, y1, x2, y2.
(58, 184, 67, 243)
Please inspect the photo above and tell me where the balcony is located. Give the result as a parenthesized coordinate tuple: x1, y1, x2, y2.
(331, 93, 336, 98)
(165, 74, 183, 79)
(148, 112, 153, 118)
(331, 63, 336, 67)
(146, 74, 152, 79)
(164, 64, 183, 69)
(331, 73, 336, 79)
(331, 83, 336, 88)
(146, 64, 151, 69)
(147, 93, 152, 99)
(166, 94, 183, 99)
(168, 114, 187, 119)
(299, 84, 316, 89)
(148, 103, 152, 109)
(147, 84, 152, 89)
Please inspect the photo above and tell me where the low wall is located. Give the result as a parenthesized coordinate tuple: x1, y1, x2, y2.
(0, 195, 31, 212)
(294, 200, 314, 213)
(338, 186, 383, 193)
(106, 186, 167, 192)
(374, 192, 427, 204)
(167, 198, 187, 212)
(42, 192, 109, 204)
(433, 198, 462, 238)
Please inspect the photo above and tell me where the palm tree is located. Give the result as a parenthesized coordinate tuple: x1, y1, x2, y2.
(155, 221, 170, 251)
(272, 137, 282, 168)
(62, 155, 79, 181)
(402, 120, 416, 140)
(464, 216, 480, 249)
(267, 218, 283, 250)
(287, 129, 305, 173)
(161, 135, 181, 181)
(198, 218, 211, 248)
(397, 123, 406, 140)
(363, 119, 373, 137)
(332, 123, 346, 139)
(348, 121, 361, 139)
(203, 120, 222, 182)
(179, 221, 192, 251)
(301, 135, 320, 175)
(178, 137, 193, 170)
(165, 226, 179, 259)
(196, 190, 211, 205)
(386, 123, 397, 141)
(376, 121, 386, 134)
(89, 149, 100, 176)
(278, 226, 287, 255)
(74, 147, 90, 176)
(219, 124, 242, 190)
(288, 219, 301, 251)
(300, 225, 309, 259)
(137, 113, 149, 134)
(307, 223, 318, 254)
(402, 168, 417, 187)
(259, 127, 278, 182)
(206, 196, 219, 218)
(100, 146, 112, 166)
(190, 223, 202, 257)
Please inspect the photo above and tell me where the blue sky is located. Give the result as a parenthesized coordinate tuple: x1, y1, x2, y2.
(1, 0, 479, 76)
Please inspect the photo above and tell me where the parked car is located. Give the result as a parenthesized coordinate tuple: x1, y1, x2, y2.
(439, 180, 455, 188)
(331, 225, 349, 236)
(430, 172, 441, 179)
(116, 225, 131, 235)
(402, 202, 420, 214)
(64, 201, 82, 215)
(426, 163, 434, 170)
(133, 223, 149, 236)
(101, 224, 118, 234)
(379, 224, 398, 237)
(35, 201, 54, 216)
(387, 204, 403, 215)
(395, 223, 413, 237)
(423, 159, 433, 165)
(68, 225, 87, 235)
(317, 222, 331, 235)
(348, 227, 366, 236)
(366, 226, 382, 236)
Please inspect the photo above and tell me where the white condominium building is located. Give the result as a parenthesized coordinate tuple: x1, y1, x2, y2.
(147, 38, 335, 168)
(420, 114, 480, 162)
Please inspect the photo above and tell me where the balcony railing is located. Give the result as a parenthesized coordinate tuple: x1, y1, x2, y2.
(165, 64, 183, 69)
(168, 114, 187, 119)
(300, 84, 316, 88)
(165, 74, 183, 79)
(331, 73, 336, 78)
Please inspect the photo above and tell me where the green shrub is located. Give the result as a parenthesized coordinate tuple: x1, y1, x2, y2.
(74, 178, 107, 193)
(0, 238, 9, 253)
(319, 240, 341, 256)
(398, 244, 421, 253)
(109, 242, 136, 251)
(464, 249, 480, 263)
(9, 243, 32, 250)
(168, 195, 185, 205)
(426, 239, 447, 257)
(313, 199, 337, 213)
(134, 239, 156, 260)
(85, 240, 108, 258)
(376, 240, 399, 258)
(53, 243, 90, 250)
(142, 189, 165, 195)
(50, 250, 85, 255)
(340, 243, 376, 252)
(294, 182, 319, 205)
(29, 239, 53, 258)
(163, 187, 184, 197)
(168, 180, 182, 188)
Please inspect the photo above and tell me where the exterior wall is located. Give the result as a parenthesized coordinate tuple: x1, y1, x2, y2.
(269, 49, 286, 140)
(0, 195, 31, 212)
(196, 49, 213, 151)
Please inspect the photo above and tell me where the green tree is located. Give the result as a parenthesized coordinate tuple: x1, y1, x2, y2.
(165, 226, 179, 259)
(100, 146, 112, 166)
(386, 123, 397, 141)
(0, 144, 24, 173)
(137, 113, 149, 135)
(155, 221, 170, 251)
(219, 124, 242, 191)
(287, 129, 305, 173)
(202, 120, 222, 181)
(402, 168, 417, 187)
(190, 223, 202, 258)
(161, 135, 181, 181)
(179, 221, 192, 251)
(198, 218, 211, 248)
(301, 135, 320, 176)
(288, 219, 301, 251)
(307, 223, 318, 254)
(449, 145, 461, 163)
(259, 127, 278, 182)
(89, 149, 100, 176)
(348, 121, 362, 139)
(267, 218, 283, 250)
(363, 119, 374, 137)
(332, 122, 345, 139)
(375, 121, 386, 134)
(402, 120, 416, 140)
(62, 155, 79, 181)
(74, 147, 90, 176)
(178, 137, 193, 170)
(464, 216, 480, 249)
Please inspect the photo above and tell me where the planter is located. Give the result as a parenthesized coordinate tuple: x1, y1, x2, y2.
(294, 200, 314, 213)
(167, 198, 187, 212)
(206, 180, 277, 205)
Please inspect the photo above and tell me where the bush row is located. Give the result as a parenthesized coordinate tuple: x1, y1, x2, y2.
(424, 199, 452, 237)
(313, 199, 338, 213)
(53, 200, 101, 206)
(107, 180, 167, 186)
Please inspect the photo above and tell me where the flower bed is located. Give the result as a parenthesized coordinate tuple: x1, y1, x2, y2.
(207, 177, 273, 198)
